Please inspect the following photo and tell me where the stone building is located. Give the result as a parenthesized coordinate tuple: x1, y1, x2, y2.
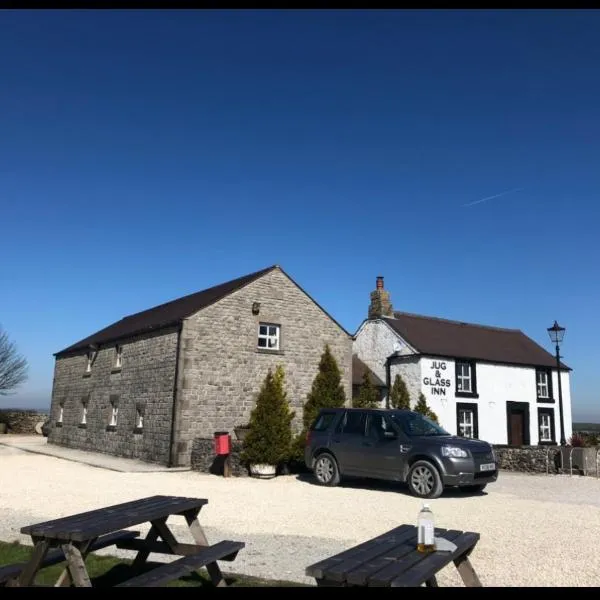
(353, 277, 573, 446)
(48, 265, 353, 467)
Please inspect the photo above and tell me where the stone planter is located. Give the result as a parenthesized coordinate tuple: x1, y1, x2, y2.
(234, 427, 251, 442)
(0, 423, 7, 434)
(249, 463, 277, 479)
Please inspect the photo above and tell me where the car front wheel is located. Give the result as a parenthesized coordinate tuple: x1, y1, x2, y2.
(407, 460, 443, 499)
(313, 453, 340, 487)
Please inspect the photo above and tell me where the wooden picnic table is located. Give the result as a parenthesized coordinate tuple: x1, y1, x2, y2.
(305, 524, 482, 587)
(6, 495, 244, 588)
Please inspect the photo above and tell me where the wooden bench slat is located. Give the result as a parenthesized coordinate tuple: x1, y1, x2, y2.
(49, 497, 181, 540)
(368, 529, 463, 587)
(391, 532, 480, 588)
(0, 530, 140, 585)
(305, 524, 415, 579)
(345, 526, 424, 586)
(115, 540, 245, 588)
(21, 496, 207, 542)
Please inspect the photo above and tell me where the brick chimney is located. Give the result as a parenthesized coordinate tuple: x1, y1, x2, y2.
(368, 276, 394, 319)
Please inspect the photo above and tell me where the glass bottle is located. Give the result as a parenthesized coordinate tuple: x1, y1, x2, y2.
(417, 503, 436, 553)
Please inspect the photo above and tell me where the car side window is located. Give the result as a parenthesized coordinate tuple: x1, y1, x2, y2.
(311, 412, 336, 432)
(336, 411, 367, 435)
(367, 413, 395, 440)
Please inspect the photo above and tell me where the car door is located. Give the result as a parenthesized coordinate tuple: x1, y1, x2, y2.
(362, 412, 409, 481)
(331, 410, 368, 475)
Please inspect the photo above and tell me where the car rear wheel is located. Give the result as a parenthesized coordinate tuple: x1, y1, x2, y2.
(313, 453, 340, 487)
(407, 460, 443, 499)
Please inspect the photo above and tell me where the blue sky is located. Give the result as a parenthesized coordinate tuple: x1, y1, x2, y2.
(1, 10, 598, 420)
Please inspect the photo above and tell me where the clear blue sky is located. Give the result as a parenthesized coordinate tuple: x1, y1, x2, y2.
(1, 10, 598, 420)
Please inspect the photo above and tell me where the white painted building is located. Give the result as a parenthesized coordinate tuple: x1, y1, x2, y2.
(353, 277, 573, 446)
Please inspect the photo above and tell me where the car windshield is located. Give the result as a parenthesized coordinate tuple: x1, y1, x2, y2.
(390, 411, 450, 437)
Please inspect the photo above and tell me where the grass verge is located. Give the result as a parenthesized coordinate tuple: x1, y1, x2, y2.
(0, 541, 310, 587)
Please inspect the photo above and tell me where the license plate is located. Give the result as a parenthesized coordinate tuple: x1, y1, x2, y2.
(480, 463, 495, 472)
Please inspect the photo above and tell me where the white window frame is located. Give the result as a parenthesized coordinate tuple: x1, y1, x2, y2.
(539, 413, 552, 442)
(109, 405, 119, 427)
(114, 345, 123, 369)
(257, 323, 280, 351)
(536, 370, 549, 399)
(458, 408, 475, 438)
(456, 362, 472, 393)
(80, 405, 87, 425)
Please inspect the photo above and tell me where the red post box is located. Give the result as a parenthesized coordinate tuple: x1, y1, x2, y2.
(214, 431, 230, 456)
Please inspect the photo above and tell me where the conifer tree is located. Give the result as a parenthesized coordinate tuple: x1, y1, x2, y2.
(302, 345, 346, 430)
(352, 370, 379, 409)
(241, 366, 295, 466)
(291, 345, 346, 460)
(414, 392, 440, 424)
(389, 374, 411, 410)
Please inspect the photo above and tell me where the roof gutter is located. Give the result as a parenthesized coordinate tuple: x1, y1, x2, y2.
(168, 321, 184, 468)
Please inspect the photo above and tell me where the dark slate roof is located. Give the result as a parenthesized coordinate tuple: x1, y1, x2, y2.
(383, 312, 570, 370)
(352, 354, 386, 387)
(55, 265, 278, 356)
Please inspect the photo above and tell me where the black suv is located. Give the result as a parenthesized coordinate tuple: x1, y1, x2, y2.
(304, 408, 498, 498)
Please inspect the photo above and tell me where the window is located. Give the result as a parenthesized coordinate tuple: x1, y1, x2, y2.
(390, 411, 449, 437)
(135, 410, 144, 430)
(85, 350, 96, 374)
(538, 408, 555, 444)
(56, 401, 64, 427)
(336, 411, 367, 435)
(456, 403, 479, 439)
(456, 361, 477, 397)
(257, 323, 280, 350)
(79, 397, 88, 427)
(536, 369, 553, 401)
(367, 413, 397, 441)
(108, 395, 119, 430)
(311, 412, 336, 432)
(114, 345, 123, 369)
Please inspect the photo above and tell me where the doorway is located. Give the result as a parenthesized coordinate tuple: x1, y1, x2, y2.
(506, 402, 530, 446)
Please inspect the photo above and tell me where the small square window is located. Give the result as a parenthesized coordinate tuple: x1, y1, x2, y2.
(257, 323, 280, 351)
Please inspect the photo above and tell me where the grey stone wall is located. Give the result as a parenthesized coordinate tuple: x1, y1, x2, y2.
(0, 410, 48, 434)
(47, 327, 179, 465)
(493, 445, 561, 474)
(190, 438, 249, 477)
(172, 268, 353, 467)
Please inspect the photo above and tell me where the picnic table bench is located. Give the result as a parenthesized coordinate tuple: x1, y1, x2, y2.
(2, 495, 244, 588)
(305, 524, 482, 587)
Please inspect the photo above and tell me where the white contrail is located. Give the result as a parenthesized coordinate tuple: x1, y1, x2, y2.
(463, 187, 525, 207)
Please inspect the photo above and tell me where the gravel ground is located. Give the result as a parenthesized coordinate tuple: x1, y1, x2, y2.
(1, 444, 600, 587)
